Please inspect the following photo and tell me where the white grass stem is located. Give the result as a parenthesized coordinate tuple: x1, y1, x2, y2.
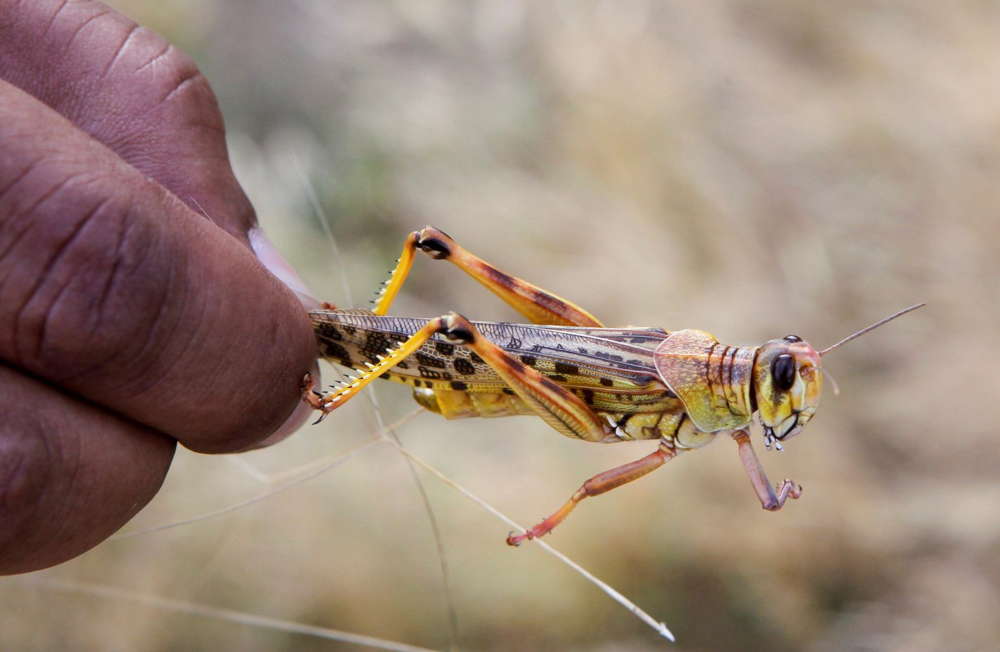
(110, 409, 422, 541)
(385, 439, 676, 643)
(18, 577, 434, 652)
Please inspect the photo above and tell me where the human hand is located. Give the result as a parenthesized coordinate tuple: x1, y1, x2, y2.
(0, 0, 318, 573)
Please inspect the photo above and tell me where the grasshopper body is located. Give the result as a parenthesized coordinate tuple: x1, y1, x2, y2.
(303, 227, 920, 545)
(313, 312, 688, 442)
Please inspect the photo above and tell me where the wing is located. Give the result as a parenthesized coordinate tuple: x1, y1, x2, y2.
(310, 310, 669, 391)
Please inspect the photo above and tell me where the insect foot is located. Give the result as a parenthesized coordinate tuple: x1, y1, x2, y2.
(763, 479, 803, 511)
(300, 373, 321, 406)
(414, 226, 454, 260)
(299, 372, 331, 423)
(507, 530, 531, 547)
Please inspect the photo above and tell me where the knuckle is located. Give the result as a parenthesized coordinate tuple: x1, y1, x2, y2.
(63, 11, 222, 135)
(119, 30, 215, 119)
(151, 48, 210, 108)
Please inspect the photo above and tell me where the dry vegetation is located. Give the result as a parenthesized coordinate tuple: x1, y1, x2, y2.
(3, 1, 998, 650)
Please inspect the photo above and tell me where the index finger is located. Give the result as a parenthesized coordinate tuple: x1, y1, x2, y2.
(0, 80, 317, 453)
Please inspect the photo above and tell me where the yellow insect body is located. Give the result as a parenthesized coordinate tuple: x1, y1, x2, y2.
(303, 226, 922, 544)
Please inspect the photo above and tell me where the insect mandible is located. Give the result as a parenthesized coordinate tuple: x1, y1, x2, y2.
(301, 226, 923, 545)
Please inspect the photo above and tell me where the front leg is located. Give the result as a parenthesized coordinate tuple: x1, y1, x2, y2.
(507, 440, 676, 546)
(731, 429, 802, 510)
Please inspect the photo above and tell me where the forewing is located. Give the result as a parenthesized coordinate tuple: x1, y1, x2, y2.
(311, 310, 666, 390)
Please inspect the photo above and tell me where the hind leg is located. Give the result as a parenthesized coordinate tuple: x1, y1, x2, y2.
(370, 226, 603, 327)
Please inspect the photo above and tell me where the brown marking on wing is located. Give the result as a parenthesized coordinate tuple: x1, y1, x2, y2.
(555, 362, 579, 375)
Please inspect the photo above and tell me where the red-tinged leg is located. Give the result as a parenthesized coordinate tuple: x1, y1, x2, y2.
(507, 440, 676, 546)
(731, 429, 802, 510)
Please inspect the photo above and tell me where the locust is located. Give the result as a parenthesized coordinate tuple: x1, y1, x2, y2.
(301, 226, 922, 545)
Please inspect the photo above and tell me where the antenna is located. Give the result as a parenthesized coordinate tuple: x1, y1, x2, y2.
(819, 303, 925, 356)
(820, 366, 841, 396)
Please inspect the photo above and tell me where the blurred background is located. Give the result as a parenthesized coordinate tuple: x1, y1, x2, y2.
(3, 1, 998, 650)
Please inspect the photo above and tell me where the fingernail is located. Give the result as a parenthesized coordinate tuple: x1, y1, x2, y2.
(249, 227, 320, 310)
(246, 227, 322, 449)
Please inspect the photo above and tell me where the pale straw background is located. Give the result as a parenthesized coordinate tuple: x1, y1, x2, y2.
(2, 2, 997, 651)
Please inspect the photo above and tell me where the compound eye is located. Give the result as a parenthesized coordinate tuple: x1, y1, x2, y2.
(783, 334, 802, 343)
(771, 353, 796, 391)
